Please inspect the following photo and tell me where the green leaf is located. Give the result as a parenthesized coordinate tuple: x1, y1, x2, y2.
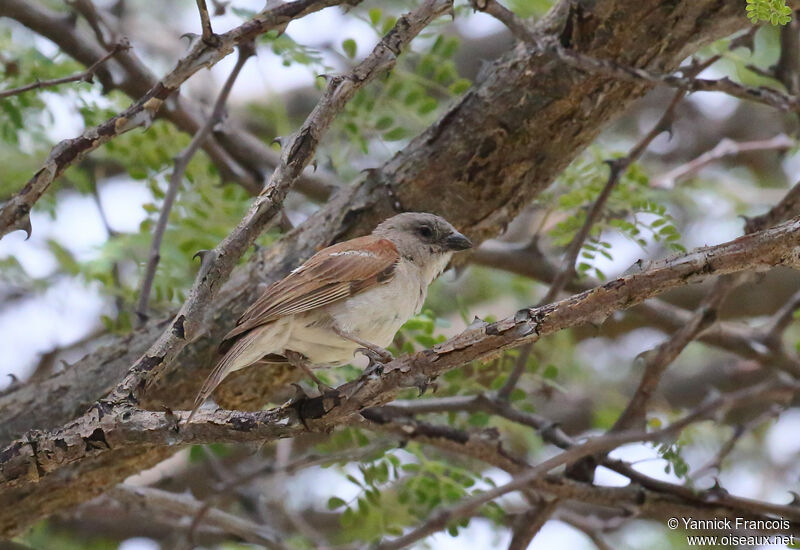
(342, 38, 357, 59)
(383, 127, 408, 141)
(368, 8, 382, 26)
(375, 116, 394, 130)
(327, 496, 347, 510)
(449, 78, 471, 95)
(543, 364, 558, 380)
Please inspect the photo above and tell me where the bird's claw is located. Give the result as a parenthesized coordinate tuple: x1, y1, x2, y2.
(409, 374, 438, 396)
(355, 346, 393, 366)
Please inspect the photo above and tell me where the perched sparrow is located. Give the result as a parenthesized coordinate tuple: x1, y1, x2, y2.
(188, 212, 472, 420)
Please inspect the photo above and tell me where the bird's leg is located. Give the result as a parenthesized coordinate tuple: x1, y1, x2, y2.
(284, 350, 335, 394)
(332, 325, 394, 366)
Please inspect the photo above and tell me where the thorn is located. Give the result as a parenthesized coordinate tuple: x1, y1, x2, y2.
(310, 159, 318, 173)
(704, 477, 729, 500)
(316, 73, 332, 83)
(193, 249, 211, 262)
(789, 491, 800, 506)
(272, 136, 286, 148)
(12, 214, 33, 240)
(467, 316, 486, 330)
(180, 32, 201, 46)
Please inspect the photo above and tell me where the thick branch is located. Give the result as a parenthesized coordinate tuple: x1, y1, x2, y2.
(472, 0, 800, 114)
(4, 216, 800, 493)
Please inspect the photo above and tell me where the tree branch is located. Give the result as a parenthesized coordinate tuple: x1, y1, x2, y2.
(651, 134, 795, 189)
(195, 0, 216, 45)
(107, 0, 454, 406)
(109, 485, 289, 550)
(0, 0, 749, 534)
(471, 0, 800, 114)
(540, 88, 685, 305)
(0, 41, 128, 99)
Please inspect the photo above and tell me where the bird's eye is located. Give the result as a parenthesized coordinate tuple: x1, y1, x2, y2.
(417, 226, 433, 238)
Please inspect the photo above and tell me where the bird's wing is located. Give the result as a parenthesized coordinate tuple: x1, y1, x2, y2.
(220, 235, 399, 348)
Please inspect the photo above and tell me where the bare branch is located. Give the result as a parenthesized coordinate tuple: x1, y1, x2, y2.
(507, 500, 558, 550)
(195, 0, 216, 44)
(651, 134, 795, 189)
(109, 485, 289, 550)
(496, 343, 531, 401)
(361, 401, 800, 531)
(761, 288, 800, 348)
(0, 41, 127, 99)
(611, 279, 734, 432)
(135, 42, 255, 323)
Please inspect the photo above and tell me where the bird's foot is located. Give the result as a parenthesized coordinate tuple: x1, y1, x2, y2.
(285, 350, 337, 396)
(355, 346, 393, 373)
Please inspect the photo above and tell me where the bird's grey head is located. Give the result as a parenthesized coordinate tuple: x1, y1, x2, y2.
(373, 212, 472, 279)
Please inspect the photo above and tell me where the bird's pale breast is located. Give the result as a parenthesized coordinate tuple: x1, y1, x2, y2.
(286, 259, 427, 365)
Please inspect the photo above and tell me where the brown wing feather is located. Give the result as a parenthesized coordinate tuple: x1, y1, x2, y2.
(220, 236, 399, 351)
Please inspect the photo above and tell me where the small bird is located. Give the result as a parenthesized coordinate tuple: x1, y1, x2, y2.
(188, 212, 472, 420)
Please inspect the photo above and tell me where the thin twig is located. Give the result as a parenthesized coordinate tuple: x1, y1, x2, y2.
(496, 344, 532, 401)
(195, 0, 216, 44)
(691, 402, 785, 481)
(0, 41, 127, 99)
(135, 42, 254, 324)
(611, 278, 734, 432)
(109, 484, 289, 550)
(506, 499, 558, 550)
(759, 287, 800, 350)
(651, 134, 795, 189)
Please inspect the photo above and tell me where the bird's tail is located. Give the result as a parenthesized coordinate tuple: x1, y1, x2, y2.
(186, 330, 261, 423)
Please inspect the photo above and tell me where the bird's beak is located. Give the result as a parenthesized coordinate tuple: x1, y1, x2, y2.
(445, 231, 472, 251)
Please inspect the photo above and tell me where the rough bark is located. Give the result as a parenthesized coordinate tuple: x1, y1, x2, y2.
(0, 0, 746, 535)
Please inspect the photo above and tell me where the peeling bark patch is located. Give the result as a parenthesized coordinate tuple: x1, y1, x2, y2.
(83, 428, 110, 451)
(172, 315, 186, 339)
(136, 355, 164, 373)
(229, 415, 256, 431)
